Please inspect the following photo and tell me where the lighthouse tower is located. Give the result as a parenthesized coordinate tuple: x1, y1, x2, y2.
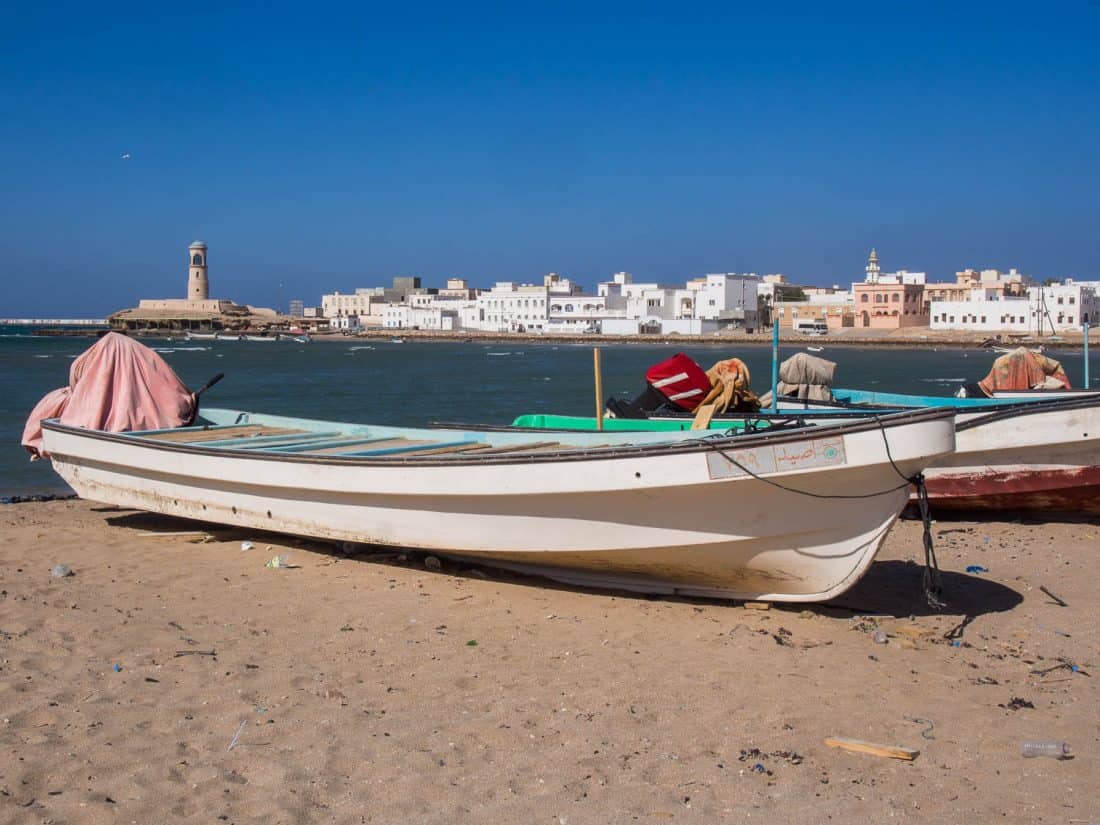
(188, 241, 209, 300)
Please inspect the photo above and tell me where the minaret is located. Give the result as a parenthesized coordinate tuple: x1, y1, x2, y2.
(188, 241, 209, 300)
(865, 248, 880, 283)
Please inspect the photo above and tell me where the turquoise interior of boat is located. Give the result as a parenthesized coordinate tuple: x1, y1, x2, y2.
(509, 414, 765, 432)
(118, 407, 722, 458)
(831, 388, 1025, 408)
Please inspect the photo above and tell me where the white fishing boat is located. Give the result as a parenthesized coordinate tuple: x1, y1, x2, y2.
(243, 334, 277, 342)
(184, 331, 219, 341)
(39, 407, 955, 602)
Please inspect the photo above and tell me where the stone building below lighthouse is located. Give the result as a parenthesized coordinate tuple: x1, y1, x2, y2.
(108, 240, 278, 332)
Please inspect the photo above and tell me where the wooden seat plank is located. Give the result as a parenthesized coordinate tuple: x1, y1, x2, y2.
(407, 442, 492, 456)
(460, 441, 562, 455)
(302, 438, 430, 456)
(143, 425, 307, 444)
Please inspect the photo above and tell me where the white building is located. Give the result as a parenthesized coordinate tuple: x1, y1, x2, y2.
(685, 273, 760, 325)
(1029, 283, 1099, 331)
(929, 283, 1098, 333)
(321, 289, 390, 328)
(331, 314, 362, 331)
(929, 292, 1031, 333)
(475, 282, 550, 332)
(546, 294, 613, 333)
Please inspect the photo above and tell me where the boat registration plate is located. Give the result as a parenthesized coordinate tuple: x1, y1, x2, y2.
(705, 436, 847, 479)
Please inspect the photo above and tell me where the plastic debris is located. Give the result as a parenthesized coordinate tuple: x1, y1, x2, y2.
(466, 640, 478, 647)
(265, 555, 289, 569)
(965, 565, 989, 574)
(51, 564, 74, 578)
(871, 629, 888, 644)
(227, 719, 247, 752)
(1020, 741, 1072, 759)
(240, 541, 254, 551)
(112, 664, 122, 672)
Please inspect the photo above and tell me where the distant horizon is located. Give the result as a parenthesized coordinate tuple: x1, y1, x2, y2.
(3, 3, 1098, 316)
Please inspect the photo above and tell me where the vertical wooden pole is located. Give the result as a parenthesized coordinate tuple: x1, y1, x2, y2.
(1085, 322, 1091, 389)
(593, 348, 604, 431)
(770, 319, 779, 413)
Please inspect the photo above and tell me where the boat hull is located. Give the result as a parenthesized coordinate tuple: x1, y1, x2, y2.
(916, 399, 1100, 518)
(41, 410, 955, 601)
(919, 465, 1100, 517)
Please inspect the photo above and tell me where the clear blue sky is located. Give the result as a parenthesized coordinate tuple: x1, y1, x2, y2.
(2, 2, 1098, 316)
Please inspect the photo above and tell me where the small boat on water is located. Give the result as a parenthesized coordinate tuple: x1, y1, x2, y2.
(391, 337, 405, 344)
(184, 331, 219, 341)
(243, 334, 277, 342)
(38, 405, 955, 602)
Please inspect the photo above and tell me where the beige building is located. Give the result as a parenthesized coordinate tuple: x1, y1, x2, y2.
(925, 268, 1031, 303)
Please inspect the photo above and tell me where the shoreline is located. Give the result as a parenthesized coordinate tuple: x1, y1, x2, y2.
(24, 327, 1092, 350)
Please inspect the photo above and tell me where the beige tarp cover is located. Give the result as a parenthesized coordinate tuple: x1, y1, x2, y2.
(758, 352, 837, 407)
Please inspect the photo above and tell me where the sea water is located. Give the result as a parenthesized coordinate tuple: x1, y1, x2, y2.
(1, 331, 1096, 496)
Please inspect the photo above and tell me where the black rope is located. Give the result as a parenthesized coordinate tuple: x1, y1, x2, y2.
(707, 415, 945, 608)
(913, 472, 945, 609)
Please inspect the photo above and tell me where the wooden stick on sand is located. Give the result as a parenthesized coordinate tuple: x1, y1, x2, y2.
(824, 737, 920, 761)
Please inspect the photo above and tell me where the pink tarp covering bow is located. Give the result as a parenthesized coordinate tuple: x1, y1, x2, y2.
(22, 333, 196, 459)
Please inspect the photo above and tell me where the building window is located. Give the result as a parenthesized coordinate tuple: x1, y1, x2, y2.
(192, 254, 204, 266)
(892, 293, 900, 302)
(981, 316, 987, 323)
(860, 294, 868, 303)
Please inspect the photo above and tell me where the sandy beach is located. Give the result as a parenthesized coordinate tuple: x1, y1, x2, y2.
(1, 500, 1097, 823)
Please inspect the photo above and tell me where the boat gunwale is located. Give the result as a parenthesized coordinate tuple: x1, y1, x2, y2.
(41, 406, 956, 467)
(952, 393, 1100, 433)
(827, 388, 1100, 411)
(493, 393, 1100, 435)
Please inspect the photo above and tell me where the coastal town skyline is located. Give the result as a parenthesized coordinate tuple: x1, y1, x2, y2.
(83, 239, 1095, 339)
(3, 5, 1099, 317)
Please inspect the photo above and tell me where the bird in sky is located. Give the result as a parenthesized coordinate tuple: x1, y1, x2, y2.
(120, 152, 132, 160)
